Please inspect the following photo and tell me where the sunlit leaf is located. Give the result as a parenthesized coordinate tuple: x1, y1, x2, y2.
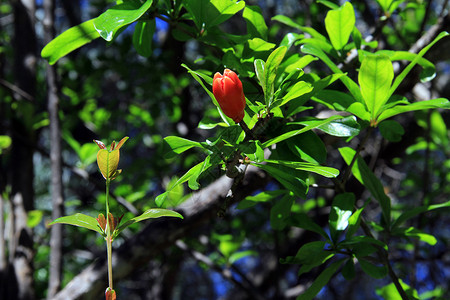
(324, 2, 355, 50)
(94, 0, 153, 41)
(41, 19, 100, 64)
(49, 213, 103, 234)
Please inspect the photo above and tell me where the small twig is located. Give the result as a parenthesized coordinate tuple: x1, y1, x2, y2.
(0, 78, 34, 102)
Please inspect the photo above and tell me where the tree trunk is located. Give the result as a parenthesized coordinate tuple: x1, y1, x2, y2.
(43, 0, 65, 297)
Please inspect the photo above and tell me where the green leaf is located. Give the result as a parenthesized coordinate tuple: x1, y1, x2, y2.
(97, 148, 120, 180)
(339, 147, 391, 226)
(392, 227, 437, 245)
(297, 260, 344, 300)
(392, 200, 450, 229)
(252, 163, 308, 198)
(155, 158, 212, 207)
(254, 59, 266, 94)
(270, 194, 294, 230)
(346, 102, 371, 121)
(272, 15, 328, 41)
(376, 279, 419, 300)
(184, 0, 245, 30)
(281, 241, 329, 266)
(263, 160, 339, 178)
(94, 0, 154, 41)
(286, 131, 327, 164)
(379, 120, 404, 142)
(377, 50, 436, 82)
(289, 212, 330, 240)
(243, 5, 268, 40)
(164, 136, 202, 156)
(27, 210, 43, 228)
(312, 89, 356, 111)
(324, 2, 355, 50)
(317, 116, 360, 137)
(359, 258, 387, 279)
(377, 98, 450, 123)
(301, 44, 363, 102)
(133, 19, 156, 57)
(237, 190, 286, 209)
(329, 193, 355, 241)
(342, 258, 356, 280)
(317, 0, 339, 10)
(358, 54, 394, 120)
(388, 32, 449, 99)
(0, 135, 12, 153)
(346, 200, 369, 238)
(277, 81, 313, 107)
(262, 115, 342, 147)
(49, 213, 103, 234)
(264, 46, 287, 107)
(41, 19, 100, 64)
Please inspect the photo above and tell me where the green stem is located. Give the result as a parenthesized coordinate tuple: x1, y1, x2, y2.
(105, 179, 113, 291)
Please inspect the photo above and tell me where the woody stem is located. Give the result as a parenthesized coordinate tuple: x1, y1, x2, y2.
(239, 120, 256, 140)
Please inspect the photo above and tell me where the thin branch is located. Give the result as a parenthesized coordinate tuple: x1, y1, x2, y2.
(0, 78, 34, 102)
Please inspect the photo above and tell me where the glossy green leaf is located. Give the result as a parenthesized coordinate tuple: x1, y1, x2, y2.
(114, 208, 183, 238)
(270, 194, 294, 230)
(317, 0, 339, 9)
(339, 147, 391, 226)
(41, 19, 100, 64)
(340, 235, 388, 251)
(317, 116, 360, 137)
(388, 32, 449, 99)
(278, 81, 313, 107)
(49, 213, 102, 234)
(392, 200, 450, 229)
(329, 193, 355, 241)
(301, 44, 363, 102)
(133, 19, 156, 57)
(312, 89, 356, 111)
(254, 59, 266, 95)
(377, 50, 436, 82)
(252, 163, 308, 198)
(264, 46, 287, 107)
(379, 120, 404, 142)
(286, 131, 327, 164)
(164, 136, 202, 155)
(324, 2, 355, 50)
(184, 0, 245, 30)
(377, 98, 450, 123)
(359, 54, 394, 120)
(346, 102, 371, 121)
(262, 115, 342, 147)
(359, 258, 387, 279)
(263, 159, 339, 178)
(298, 260, 344, 300)
(346, 200, 369, 238)
(94, 0, 153, 41)
(243, 5, 268, 40)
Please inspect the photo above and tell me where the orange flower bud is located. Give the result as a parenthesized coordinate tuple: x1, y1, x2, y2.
(212, 69, 246, 123)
